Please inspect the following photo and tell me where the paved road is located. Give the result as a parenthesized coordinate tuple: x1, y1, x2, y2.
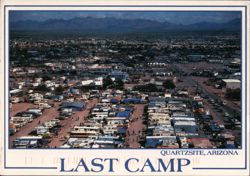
(176, 75, 225, 126)
(187, 76, 240, 118)
(174, 63, 240, 119)
(125, 104, 145, 148)
(174, 63, 241, 144)
(192, 76, 240, 114)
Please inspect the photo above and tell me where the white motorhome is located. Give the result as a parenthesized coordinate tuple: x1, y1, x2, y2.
(28, 108, 42, 116)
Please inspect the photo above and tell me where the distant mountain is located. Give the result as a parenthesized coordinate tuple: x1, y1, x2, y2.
(184, 18, 241, 31)
(10, 17, 241, 33)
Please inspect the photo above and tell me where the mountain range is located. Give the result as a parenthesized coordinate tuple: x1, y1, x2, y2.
(10, 17, 241, 33)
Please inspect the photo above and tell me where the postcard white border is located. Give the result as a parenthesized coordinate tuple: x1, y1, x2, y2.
(0, 1, 249, 175)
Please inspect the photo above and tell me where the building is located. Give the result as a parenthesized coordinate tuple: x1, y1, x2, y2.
(110, 71, 128, 81)
(222, 79, 241, 90)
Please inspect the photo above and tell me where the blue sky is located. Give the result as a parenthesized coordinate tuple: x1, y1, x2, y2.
(10, 11, 241, 25)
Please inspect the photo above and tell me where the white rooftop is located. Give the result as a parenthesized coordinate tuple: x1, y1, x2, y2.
(222, 79, 240, 83)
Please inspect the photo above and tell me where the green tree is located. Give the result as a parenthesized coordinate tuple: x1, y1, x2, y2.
(226, 88, 240, 101)
(34, 84, 50, 92)
(42, 75, 52, 81)
(54, 85, 64, 95)
(103, 76, 113, 89)
(163, 80, 176, 89)
(133, 83, 159, 92)
(114, 78, 124, 90)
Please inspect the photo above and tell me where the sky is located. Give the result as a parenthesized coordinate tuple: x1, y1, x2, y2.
(10, 11, 241, 25)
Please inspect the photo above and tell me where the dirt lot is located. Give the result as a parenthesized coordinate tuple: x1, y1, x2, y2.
(10, 103, 35, 117)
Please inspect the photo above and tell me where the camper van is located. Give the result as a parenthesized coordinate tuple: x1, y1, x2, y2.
(11, 97, 21, 103)
(38, 102, 51, 109)
(27, 108, 42, 116)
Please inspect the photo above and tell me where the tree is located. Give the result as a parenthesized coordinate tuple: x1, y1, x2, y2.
(114, 78, 124, 90)
(34, 84, 50, 92)
(16, 91, 24, 97)
(163, 80, 176, 89)
(103, 76, 113, 89)
(54, 85, 64, 95)
(133, 83, 159, 92)
(42, 75, 52, 81)
(80, 85, 98, 92)
(226, 88, 240, 101)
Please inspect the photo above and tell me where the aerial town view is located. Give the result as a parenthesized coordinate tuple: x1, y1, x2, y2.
(9, 11, 241, 149)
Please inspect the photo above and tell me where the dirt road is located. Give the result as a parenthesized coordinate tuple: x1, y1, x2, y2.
(10, 102, 60, 147)
(125, 104, 145, 148)
(48, 99, 98, 148)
